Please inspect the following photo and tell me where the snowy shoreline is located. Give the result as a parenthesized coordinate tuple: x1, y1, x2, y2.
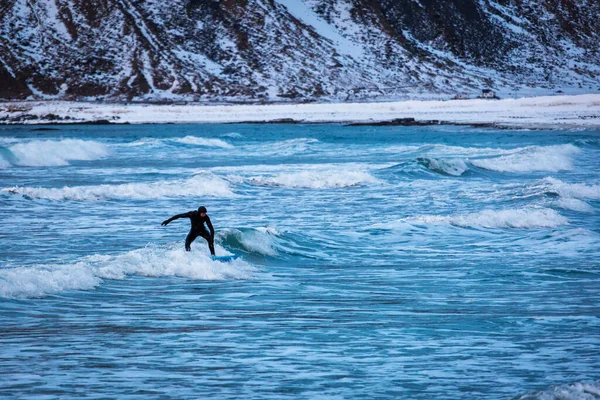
(1, 94, 599, 128)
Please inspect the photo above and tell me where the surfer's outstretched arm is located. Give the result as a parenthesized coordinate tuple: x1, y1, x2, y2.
(161, 212, 191, 226)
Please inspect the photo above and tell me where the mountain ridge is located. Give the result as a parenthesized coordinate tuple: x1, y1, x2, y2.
(1, 0, 598, 102)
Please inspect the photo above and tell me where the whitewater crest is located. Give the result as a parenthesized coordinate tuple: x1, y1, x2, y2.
(377, 208, 569, 229)
(240, 168, 380, 189)
(173, 136, 234, 148)
(539, 177, 600, 212)
(411, 144, 580, 177)
(0, 139, 108, 167)
(221, 132, 244, 138)
(122, 136, 234, 148)
(471, 144, 579, 172)
(0, 243, 254, 299)
(543, 177, 600, 199)
(3, 171, 234, 200)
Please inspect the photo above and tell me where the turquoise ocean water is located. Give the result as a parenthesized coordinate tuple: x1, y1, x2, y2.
(1, 124, 599, 398)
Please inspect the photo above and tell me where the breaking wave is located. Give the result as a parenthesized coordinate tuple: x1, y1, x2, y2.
(122, 136, 233, 148)
(538, 177, 600, 213)
(217, 227, 282, 256)
(173, 136, 234, 148)
(217, 226, 314, 258)
(417, 157, 469, 176)
(221, 132, 244, 138)
(556, 198, 595, 212)
(378, 208, 569, 229)
(0, 148, 14, 168)
(514, 380, 600, 400)
(3, 171, 234, 200)
(0, 139, 108, 167)
(471, 144, 579, 172)
(402, 144, 581, 177)
(243, 169, 380, 189)
(0, 243, 254, 299)
(543, 177, 600, 199)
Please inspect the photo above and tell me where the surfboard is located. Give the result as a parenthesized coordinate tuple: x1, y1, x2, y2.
(211, 254, 240, 262)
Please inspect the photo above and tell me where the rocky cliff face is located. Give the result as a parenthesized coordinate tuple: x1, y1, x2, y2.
(0, 0, 598, 102)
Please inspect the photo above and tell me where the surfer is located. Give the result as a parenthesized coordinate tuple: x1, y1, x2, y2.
(161, 206, 215, 255)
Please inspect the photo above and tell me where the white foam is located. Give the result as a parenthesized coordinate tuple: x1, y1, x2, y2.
(543, 177, 600, 199)
(0, 244, 254, 299)
(246, 169, 380, 189)
(7, 139, 108, 166)
(3, 171, 234, 200)
(406, 208, 568, 229)
(471, 144, 579, 172)
(516, 380, 600, 400)
(173, 136, 234, 148)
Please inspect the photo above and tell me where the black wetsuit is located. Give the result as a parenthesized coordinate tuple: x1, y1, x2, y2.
(163, 211, 215, 254)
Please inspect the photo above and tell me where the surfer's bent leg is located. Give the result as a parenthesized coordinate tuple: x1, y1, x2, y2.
(199, 231, 215, 256)
(185, 231, 198, 252)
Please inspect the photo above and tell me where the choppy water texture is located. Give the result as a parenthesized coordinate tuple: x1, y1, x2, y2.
(1, 124, 599, 399)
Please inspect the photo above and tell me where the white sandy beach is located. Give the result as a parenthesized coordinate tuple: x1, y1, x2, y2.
(1, 94, 599, 128)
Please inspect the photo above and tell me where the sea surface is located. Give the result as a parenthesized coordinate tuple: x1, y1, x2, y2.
(1, 123, 599, 399)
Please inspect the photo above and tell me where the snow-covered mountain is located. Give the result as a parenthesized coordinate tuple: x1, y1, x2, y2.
(1, 0, 598, 102)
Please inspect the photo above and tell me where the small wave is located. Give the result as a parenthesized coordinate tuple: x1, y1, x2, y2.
(3, 171, 234, 200)
(122, 137, 233, 148)
(121, 138, 163, 147)
(248, 138, 320, 156)
(173, 136, 233, 148)
(0, 244, 254, 299)
(217, 226, 315, 258)
(243, 169, 380, 189)
(221, 132, 243, 138)
(514, 380, 600, 400)
(217, 227, 281, 256)
(471, 144, 579, 172)
(0, 139, 108, 167)
(396, 208, 568, 229)
(425, 144, 514, 157)
(417, 157, 469, 176)
(0, 147, 15, 168)
(575, 138, 600, 148)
